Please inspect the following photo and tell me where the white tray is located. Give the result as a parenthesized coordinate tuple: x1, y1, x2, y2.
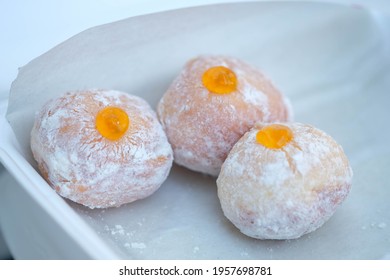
(1, 2, 390, 259)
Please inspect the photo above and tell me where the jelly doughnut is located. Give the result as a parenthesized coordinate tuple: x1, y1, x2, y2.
(31, 89, 173, 208)
(217, 122, 353, 239)
(157, 55, 292, 176)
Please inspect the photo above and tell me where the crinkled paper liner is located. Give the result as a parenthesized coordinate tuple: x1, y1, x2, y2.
(6, 2, 390, 259)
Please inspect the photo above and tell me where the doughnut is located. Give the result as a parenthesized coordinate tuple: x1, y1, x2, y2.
(31, 89, 173, 208)
(157, 55, 292, 176)
(217, 122, 353, 239)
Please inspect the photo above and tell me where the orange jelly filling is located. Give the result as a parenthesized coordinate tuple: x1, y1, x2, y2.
(256, 124, 293, 149)
(202, 66, 237, 94)
(96, 106, 129, 140)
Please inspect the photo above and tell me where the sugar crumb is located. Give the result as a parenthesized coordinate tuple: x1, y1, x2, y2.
(131, 242, 146, 249)
(240, 251, 249, 257)
(377, 222, 387, 229)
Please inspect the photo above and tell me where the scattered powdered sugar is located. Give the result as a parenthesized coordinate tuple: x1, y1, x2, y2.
(362, 222, 387, 230)
(113, 225, 125, 235)
(124, 242, 146, 250)
(239, 82, 265, 103)
(365, 222, 387, 230)
(377, 222, 387, 229)
(131, 242, 147, 249)
(104, 224, 125, 236)
(104, 224, 146, 251)
(258, 152, 292, 186)
(240, 251, 249, 257)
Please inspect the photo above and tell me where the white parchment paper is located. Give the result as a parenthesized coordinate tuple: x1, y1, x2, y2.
(5, 2, 390, 259)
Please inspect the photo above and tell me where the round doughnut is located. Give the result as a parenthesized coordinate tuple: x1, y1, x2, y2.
(31, 89, 173, 208)
(217, 122, 353, 239)
(157, 55, 293, 176)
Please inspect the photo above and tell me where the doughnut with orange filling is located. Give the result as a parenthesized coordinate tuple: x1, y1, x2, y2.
(157, 55, 292, 176)
(31, 89, 173, 208)
(217, 122, 353, 239)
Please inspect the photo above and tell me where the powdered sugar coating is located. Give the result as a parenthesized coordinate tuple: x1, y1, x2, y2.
(217, 122, 353, 239)
(31, 89, 173, 208)
(157, 55, 292, 176)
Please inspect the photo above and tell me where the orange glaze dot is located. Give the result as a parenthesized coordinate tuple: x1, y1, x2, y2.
(202, 66, 237, 94)
(256, 124, 293, 149)
(96, 106, 129, 141)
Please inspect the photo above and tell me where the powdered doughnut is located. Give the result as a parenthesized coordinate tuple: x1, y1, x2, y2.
(157, 55, 292, 176)
(31, 89, 173, 208)
(217, 122, 353, 239)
